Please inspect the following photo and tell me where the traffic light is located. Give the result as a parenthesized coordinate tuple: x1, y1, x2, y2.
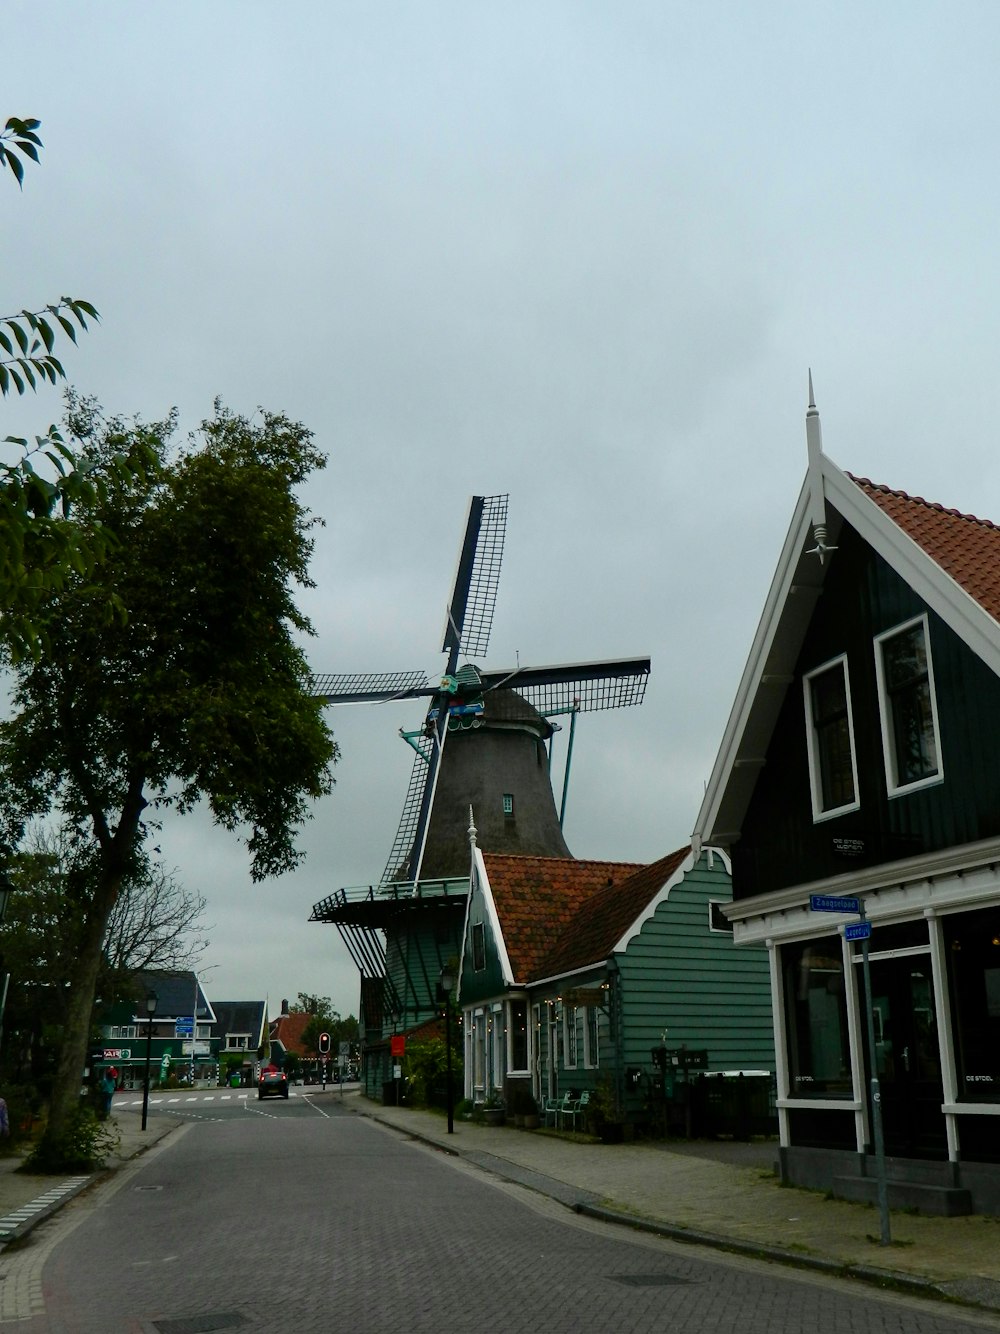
(318, 1032, 331, 1056)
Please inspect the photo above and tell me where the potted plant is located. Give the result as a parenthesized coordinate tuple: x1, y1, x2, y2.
(507, 1081, 539, 1129)
(481, 1090, 505, 1126)
(588, 1076, 625, 1144)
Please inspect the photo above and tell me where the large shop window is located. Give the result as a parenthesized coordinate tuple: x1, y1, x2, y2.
(945, 908, 1000, 1100)
(803, 655, 859, 821)
(783, 937, 852, 1096)
(875, 615, 942, 795)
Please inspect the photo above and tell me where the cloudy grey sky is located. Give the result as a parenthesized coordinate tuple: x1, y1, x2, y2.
(7, 3, 1000, 1018)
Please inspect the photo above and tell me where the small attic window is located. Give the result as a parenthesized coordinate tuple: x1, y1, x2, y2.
(709, 901, 733, 934)
(502, 793, 514, 817)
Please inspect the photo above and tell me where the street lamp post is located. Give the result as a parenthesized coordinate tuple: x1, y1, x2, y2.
(437, 965, 455, 1135)
(141, 991, 157, 1131)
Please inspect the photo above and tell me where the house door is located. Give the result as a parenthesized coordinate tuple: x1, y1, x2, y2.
(860, 952, 946, 1159)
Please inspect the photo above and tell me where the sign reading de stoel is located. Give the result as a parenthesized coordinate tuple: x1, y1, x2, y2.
(809, 894, 861, 914)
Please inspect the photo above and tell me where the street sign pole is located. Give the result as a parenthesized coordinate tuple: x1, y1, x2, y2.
(857, 903, 891, 1246)
(809, 894, 890, 1245)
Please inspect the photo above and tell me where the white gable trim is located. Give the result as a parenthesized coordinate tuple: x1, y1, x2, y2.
(695, 447, 1000, 849)
(473, 849, 515, 985)
(611, 846, 728, 953)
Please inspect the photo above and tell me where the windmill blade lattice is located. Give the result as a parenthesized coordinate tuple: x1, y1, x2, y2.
(477, 657, 650, 713)
(311, 670, 429, 704)
(381, 740, 434, 885)
(443, 493, 507, 664)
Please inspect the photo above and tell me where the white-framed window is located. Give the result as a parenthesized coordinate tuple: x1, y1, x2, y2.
(471, 921, 486, 971)
(109, 1025, 139, 1039)
(502, 792, 514, 816)
(803, 654, 860, 821)
(874, 614, 943, 796)
(562, 1004, 578, 1069)
(507, 998, 529, 1072)
(490, 1005, 504, 1088)
(582, 1006, 600, 1069)
(708, 900, 733, 934)
(226, 1034, 249, 1050)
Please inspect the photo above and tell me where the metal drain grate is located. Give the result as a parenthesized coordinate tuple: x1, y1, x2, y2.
(611, 1274, 693, 1287)
(153, 1313, 248, 1333)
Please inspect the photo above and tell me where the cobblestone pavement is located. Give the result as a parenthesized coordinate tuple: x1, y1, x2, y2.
(2, 1105, 1000, 1332)
(1, 1091, 1000, 1323)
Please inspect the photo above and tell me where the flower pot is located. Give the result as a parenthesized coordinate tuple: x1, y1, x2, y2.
(483, 1107, 505, 1127)
(523, 1114, 540, 1130)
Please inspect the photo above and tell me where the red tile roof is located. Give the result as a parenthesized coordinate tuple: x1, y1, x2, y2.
(482, 848, 690, 983)
(543, 846, 691, 977)
(851, 475, 1000, 621)
(269, 1011, 312, 1057)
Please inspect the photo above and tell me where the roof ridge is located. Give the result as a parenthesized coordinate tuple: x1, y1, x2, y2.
(849, 472, 1000, 532)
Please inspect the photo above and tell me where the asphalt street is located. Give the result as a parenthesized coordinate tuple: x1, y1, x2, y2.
(2, 1101, 1000, 1333)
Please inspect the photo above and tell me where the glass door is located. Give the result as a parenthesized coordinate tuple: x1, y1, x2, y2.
(860, 952, 946, 1159)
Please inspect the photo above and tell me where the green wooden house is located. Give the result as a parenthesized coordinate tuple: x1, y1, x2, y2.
(458, 840, 774, 1133)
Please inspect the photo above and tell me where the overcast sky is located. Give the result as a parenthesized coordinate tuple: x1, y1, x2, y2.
(7, 3, 1000, 1018)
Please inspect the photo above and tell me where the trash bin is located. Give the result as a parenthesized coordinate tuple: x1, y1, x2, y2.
(382, 1080, 398, 1106)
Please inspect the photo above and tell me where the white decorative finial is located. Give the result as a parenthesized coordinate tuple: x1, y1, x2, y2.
(805, 371, 836, 564)
(468, 805, 478, 847)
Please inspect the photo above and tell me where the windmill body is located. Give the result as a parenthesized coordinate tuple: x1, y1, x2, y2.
(309, 495, 649, 1095)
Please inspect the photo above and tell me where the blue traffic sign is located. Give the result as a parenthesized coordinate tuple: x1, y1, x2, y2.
(809, 894, 861, 914)
(844, 921, 872, 941)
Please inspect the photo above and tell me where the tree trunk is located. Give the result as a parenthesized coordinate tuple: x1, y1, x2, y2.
(39, 861, 124, 1158)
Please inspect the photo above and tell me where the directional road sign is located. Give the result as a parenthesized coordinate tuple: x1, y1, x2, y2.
(809, 894, 861, 914)
(845, 921, 872, 941)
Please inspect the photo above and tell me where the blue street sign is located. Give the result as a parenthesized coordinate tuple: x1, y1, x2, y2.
(809, 894, 861, 914)
(845, 921, 872, 941)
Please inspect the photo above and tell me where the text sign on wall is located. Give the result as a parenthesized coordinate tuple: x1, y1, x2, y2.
(809, 894, 861, 914)
(844, 921, 872, 941)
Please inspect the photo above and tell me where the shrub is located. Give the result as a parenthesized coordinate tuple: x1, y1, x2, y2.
(23, 1107, 120, 1174)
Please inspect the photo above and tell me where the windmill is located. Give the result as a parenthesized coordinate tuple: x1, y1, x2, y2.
(311, 494, 650, 885)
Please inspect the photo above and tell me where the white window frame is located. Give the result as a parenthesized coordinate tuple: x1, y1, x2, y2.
(582, 1006, 600, 1069)
(506, 998, 529, 1074)
(708, 899, 734, 934)
(226, 1034, 250, 1050)
(803, 653, 861, 822)
(874, 613, 944, 797)
(562, 1004, 578, 1069)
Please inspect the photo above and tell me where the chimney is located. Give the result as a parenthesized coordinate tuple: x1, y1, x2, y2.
(281, 998, 289, 1016)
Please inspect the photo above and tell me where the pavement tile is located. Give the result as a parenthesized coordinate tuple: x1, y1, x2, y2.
(3, 1089, 1000, 1316)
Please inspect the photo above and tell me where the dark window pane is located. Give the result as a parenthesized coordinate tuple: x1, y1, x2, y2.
(783, 937, 852, 1096)
(809, 662, 856, 811)
(945, 908, 1000, 1101)
(882, 624, 939, 785)
(472, 921, 486, 972)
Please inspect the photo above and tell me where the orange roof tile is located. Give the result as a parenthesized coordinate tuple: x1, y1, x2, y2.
(851, 475, 1000, 622)
(269, 1011, 312, 1057)
(482, 848, 690, 983)
(542, 846, 691, 977)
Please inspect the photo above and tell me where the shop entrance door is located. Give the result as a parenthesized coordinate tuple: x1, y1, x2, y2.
(860, 951, 946, 1159)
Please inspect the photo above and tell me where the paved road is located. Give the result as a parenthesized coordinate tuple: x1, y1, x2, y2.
(3, 1104, 1000, 1333)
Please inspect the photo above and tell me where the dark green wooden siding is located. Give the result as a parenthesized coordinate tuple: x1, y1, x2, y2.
(733, 519, 1000, 899)
(616, 853, 774, 1075)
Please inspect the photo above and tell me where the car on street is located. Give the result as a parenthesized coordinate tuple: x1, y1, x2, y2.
(258, 1068, 289, 1100)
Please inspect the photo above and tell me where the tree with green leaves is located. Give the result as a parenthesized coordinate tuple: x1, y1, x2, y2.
(0, 400, 338, 1167)
(1, 115, 137, 664)
(289, 994, 360, 1055)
